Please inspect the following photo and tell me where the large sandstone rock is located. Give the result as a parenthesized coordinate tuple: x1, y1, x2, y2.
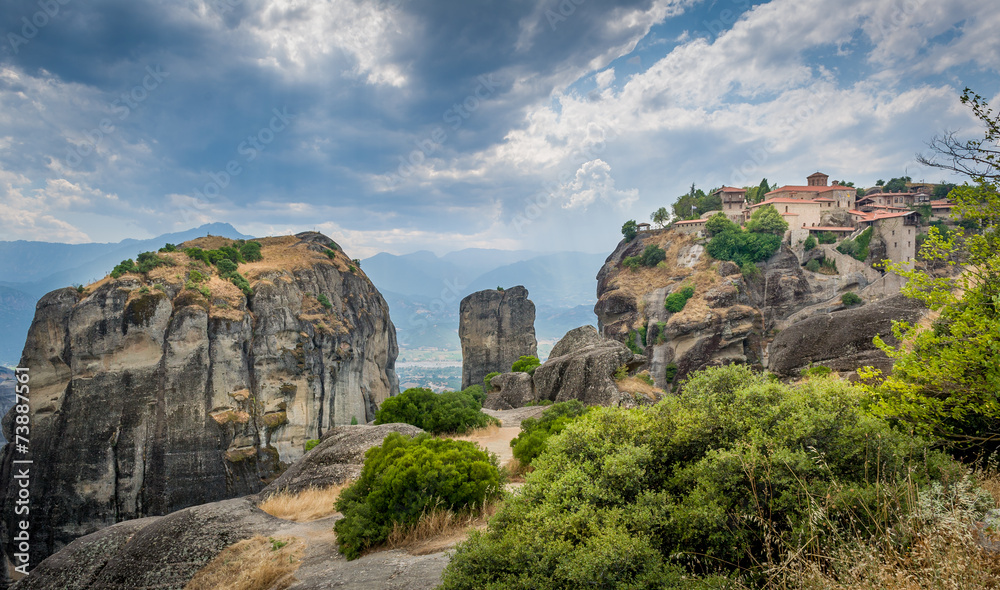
(483, 372, 536, 410)
(459, 286, 537, 389)
(533, 326, 644, 406)
(769, 294, 925, 376)
(0, 232, 399, 567)
(261, 423, 424, 496)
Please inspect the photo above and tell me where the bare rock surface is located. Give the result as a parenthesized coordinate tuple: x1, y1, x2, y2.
(261, 423, 424, 497)
(768, 294, 925, 376)
(533, 325, 644, 406)
(483, 372, 536, 410)
(459, 286, 537, 389)
(0, 232, 399, 567)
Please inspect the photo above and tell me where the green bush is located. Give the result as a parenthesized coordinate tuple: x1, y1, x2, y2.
(189, 269, 206, 283)
(511, 355, 541, 375)
(841, 291, 862, 306)
(705, 211, 738, 236)
(653, 321, 668, 345)
(745, 204, 789, 235)
(136, 251, 169, 273)
(803, 235, 817, 251)
(822, 257, 837, 273)
(622, 220, 638, 241)
(741, 261, 761, 279)
(325, 248, 337, 259)
(838, 227, 872, 262)
(483, 371, 500, 392)
(335, 433, 503, 559)
(805, 259, 821, 272)
(818, 231, 837, 244)
(640, 244, 666, 267)
(637, 324, 648, 346)
(225, 272, 252, 297)
(350, 416, 358, 425)
(510, 400, 590, 467)
(664, 286, 695, 313)
(159, 243, 177, 253)
(317, 293, 333, 309)
(216, 258, 238, 275)
(238, 240, 262, 262)
(622, 255, 641, 270)
(801, 365, 832, 378)
(304, 439, 320, 452)
(440, 365, 958, 589)
(375, 386, 497, 434)
(637, 373, 654, 386)
(111, 259, 135, 278)
(663, 362, 678, 383)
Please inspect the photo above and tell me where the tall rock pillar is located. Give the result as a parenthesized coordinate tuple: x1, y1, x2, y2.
(459, 286, 537, 389)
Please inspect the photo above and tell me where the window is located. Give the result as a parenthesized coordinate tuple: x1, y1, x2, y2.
(894, 242, 897, 248)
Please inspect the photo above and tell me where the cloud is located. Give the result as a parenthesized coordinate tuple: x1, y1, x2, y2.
(557, 159, 638, 210)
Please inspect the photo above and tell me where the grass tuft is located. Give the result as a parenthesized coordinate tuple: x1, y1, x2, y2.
(258, 483, 351, 522)
(184, 535, 302, 590)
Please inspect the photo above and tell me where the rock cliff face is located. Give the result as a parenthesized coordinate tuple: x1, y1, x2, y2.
(0, 232, 398, 567)
(532, 325, 645, 406)
(459, 286, 537, 389)
(594, 229, 922, 385)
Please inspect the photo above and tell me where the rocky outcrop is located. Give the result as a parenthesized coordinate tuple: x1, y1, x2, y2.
(483, 372, 536, 410)
(459, 286, 537, 389)
(261, 423, 424, 497)
(533, 325, 644, 406)
(594, 228, 922, 385)
(0, 232, 399, 567)
(768, 294, 925, 376)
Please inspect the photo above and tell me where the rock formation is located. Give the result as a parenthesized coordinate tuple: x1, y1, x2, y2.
(482, 372, 536, 410)
(459, 286, 537, 389)
(594, 229, 924, 385)
(532, 325, 645, 406)
(0, 232, 399, 567)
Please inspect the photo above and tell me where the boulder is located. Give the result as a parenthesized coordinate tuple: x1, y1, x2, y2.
(260, 423, 424, 497)
(768, 294, 925, 376)
(459, 287, 537, 389)
(483, 372, 536, 410)
(533, 326, 644, 406)
(716, 261, 740, 276)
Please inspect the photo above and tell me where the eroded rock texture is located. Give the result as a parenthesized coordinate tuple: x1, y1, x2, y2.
(533, 325, 645, 406)
(459, 286, 537, 389)
(0, 232, 398, 567)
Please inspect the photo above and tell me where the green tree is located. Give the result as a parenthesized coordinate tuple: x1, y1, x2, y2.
(621, 219, 638, 241)
(745, 204, 789, 235)
(863, 89, 1000, 449)
(650, 207, 670, 228)
(704, 211, 738, 236)
(933, 183, 957, 199)
(876, 179, 885, 186)
(803, 234, 817, 251)
(883, 176, 912, 193)
(640, 244, 666, 267)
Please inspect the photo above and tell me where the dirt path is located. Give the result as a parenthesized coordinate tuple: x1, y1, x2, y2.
(449, 406, 545, 465)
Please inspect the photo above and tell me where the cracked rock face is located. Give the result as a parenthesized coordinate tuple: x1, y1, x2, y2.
(459, 286, 537, 390)
(0, 232, 398, 568)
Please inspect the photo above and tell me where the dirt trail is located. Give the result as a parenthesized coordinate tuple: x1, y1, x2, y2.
(450, 406, 545, 465)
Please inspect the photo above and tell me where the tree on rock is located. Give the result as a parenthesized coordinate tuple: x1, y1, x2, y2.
(622, 220, 638, 241)
(746, 204, 789, 235)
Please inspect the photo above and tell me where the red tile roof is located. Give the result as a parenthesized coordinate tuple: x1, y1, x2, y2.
(751, 197, 820, 206)
(813, 197, 834, 202)
(808, 226, 855, 231)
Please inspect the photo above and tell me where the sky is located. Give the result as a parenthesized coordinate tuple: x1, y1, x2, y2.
(0, 0, 997, 258)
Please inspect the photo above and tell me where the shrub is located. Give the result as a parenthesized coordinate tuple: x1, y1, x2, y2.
(510, 400, 590, 467)
(664, 286, 695, 313)
(637, 324, 647, 346)
(746, 204, 789, 235)
(841, 291, 862, 306)
(304, 439, 320, 452)
(621, 220, 638, 241)
(325, 248, 337, 259)
(483, 371, 500, 392)
(663, 362, 678, 383)
(622, 255, 641, 270)
(159, 243, 177, 253)
(511, 355, 540, 375)
(111, 259, 135, 278)
(822, 257, 837, 273)
(705, 211, 738, 236)
(335, 433, 503, 559)
(741, 261, 761, 279)
(614, 364, 628, 381)
(637, 372, 654, 386)
(189, 269, 206, 283)
(374, 386, 497, 434)
(238, 240, 263, 262)
(805, 259, 821, 272)
(350, 416, 358, 425)
(348, 265, 357, 273)
(640, 244, 666, 267)
(655, 322, 667, 344)
(801, 365, 832, 378)
(226, 272, 253, 297)
(216, 258, 238, 275)
(316, 294, 333, 309)
(803, 234, 817, 251)
(440, 365, 958, 589)
(626, 331, 641, 354)
(839, 227, 872, 261)
(818, 231, 837, 244)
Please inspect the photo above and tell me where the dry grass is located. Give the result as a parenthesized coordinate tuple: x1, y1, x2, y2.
(444, 423, 502, 440)
(258, 483, 351, 522)
(382, 502, 502, 556)
(504, 456, 529, 482)
(615, 376, 664, 401)
(185, 535, 303, 590)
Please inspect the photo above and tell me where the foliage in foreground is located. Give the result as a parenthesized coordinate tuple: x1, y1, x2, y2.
(440, 365, 961, 589)
(334, 433, 502, 559)
(509, 400, 590, 467)
(374, 386, 496, 434)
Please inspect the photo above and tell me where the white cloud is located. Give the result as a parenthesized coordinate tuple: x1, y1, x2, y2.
(594, 68, 616, 89)
(557, 159, 638, 210)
